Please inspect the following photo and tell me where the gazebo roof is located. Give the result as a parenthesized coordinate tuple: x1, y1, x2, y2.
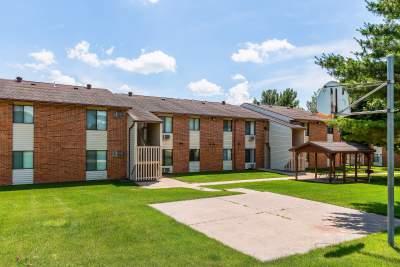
(290, 141, 374, 154)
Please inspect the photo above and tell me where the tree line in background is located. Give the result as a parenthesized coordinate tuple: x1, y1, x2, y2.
(253, 88, 300, 108)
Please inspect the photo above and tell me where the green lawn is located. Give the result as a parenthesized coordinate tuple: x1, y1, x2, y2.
(171, 170, 287, 183)
(211, 175, 400, 217)
(1, 179, 400, 266)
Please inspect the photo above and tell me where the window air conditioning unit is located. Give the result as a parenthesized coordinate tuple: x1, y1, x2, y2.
(248, 135, 255, 141)
(246, 163, 256, 169)
(163, 133, 172, 140)
(162, 166, 173, 174)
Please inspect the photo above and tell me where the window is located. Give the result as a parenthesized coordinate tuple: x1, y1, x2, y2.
(162, 149, 173, 166)
(13, 105, 33, 123)
(223, 149, 232, 161)
(189, 149, 200, 161)
(327, 125, 334, 134)
(305, 123, 310, 137)
(162, 117, 173, 133)
(87, 110, 107, 130)
(223, 120, 232, 132)
(86, 151, 107, 171)
(189, 118, 200, 131)
(12, 151, 33, 169)
(245, 149, 255, 163)
(245, 121, 255, 135)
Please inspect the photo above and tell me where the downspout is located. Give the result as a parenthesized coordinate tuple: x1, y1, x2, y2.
(128, 121, 136, 180)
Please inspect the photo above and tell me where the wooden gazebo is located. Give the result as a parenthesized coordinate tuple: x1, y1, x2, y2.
(290, 141, 375, 183)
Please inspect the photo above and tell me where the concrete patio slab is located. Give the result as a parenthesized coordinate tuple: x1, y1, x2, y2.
(151, 188, 396, 262)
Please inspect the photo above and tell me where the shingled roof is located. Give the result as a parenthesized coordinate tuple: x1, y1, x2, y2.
(0, 78, 130, 108)
(120, 94, 266, 119)
(291, 141, 374, 153)
(244, 103, 324, 122)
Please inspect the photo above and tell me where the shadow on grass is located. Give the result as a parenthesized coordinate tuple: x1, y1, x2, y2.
(350, 202, 400, 218)
(324, 243, 365, 258)
(0, 179, 137, 192)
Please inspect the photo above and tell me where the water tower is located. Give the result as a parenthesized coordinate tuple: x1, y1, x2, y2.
(316, 81, 350, 115)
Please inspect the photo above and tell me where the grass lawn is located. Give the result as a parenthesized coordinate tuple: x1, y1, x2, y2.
(210, 176, 400, 217)
(1, 179, 400, 266)
(170, 170, 287, 183)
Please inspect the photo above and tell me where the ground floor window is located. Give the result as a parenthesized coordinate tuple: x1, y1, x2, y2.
(223, 149, 232, 161)
(162, 149, 173, 166)
(189, 149, 200, 162)
(12, 151, 33, 169)
(245, 149, 255, 163)
(86, 151, 107, 171)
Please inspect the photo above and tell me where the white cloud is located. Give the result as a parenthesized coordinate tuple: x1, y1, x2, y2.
(232, 39, 295, 63)
(24, 49, 56, 70)
(227, 80, 252, 105)
(67, 40, 101, 67)
(146, 0, 159, 3)
(104, 50, 176, 74)
(49, 70, 79, 85)
(232, 38, 357, 64)
(105, 46, 114, 55)
(67, 41, 176, 74)
(231, 73, 246, 81)
(187, 79, 223, 96)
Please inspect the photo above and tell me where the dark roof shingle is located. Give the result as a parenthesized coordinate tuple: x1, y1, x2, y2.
(247, 103, 324, 121)
(120, 94, 266, 119)
(0, 78, 130, 108)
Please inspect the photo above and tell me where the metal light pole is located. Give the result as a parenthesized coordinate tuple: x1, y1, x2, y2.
(387, 55, 395, 246)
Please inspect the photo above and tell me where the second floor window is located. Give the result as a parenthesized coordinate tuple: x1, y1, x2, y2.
(327, 125, 334, 134)
(87, 110, 107, 130)
(223, 120, 232, 132)
(245, 121, 255, 135)
(189, 118, 200, 131)
(304, 123, 310, 136)
(189, 149, 200, 161)
(13, 105, 33, 124)
(162, 117, 173, 133)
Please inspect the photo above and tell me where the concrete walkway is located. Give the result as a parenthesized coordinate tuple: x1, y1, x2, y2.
(137, 174, 312, 191)
(151, 188, 396, 262)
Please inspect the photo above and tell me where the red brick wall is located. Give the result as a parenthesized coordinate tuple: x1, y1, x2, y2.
(233, 119, 245, 170)
(256, 120, 266, 169)
(0, 101, 12, 185)
(107, 109, 128, 179)
(308, 122, 328, 168)
(173, 115, 189, 173)
(200, 116, 223, 171)
(34, 103, 86, 183)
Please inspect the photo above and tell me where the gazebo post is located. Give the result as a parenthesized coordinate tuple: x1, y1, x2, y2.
(342, 153, 346, 183)
(332, 153, 336, 182)
(314, 152, 318, 179)
(354, 153, 358, 182)
(294, 152, 299, 180)
(328, 153, 332, 183)
(367, 152, 372, 183)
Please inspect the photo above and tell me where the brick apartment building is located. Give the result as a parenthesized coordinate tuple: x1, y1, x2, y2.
(0, 77, 267, 185)
(242, 103, 341, 170)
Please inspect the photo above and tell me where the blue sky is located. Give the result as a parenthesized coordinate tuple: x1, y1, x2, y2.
(0, 0, 378, 107)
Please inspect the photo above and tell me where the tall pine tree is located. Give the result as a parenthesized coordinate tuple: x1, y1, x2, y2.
(315, 0, 400, 150)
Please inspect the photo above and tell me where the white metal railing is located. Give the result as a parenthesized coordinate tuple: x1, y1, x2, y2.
(134, 146, 162, 181)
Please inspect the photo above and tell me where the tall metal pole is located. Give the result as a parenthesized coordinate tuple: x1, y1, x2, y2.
(387, 55, 395, 246)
